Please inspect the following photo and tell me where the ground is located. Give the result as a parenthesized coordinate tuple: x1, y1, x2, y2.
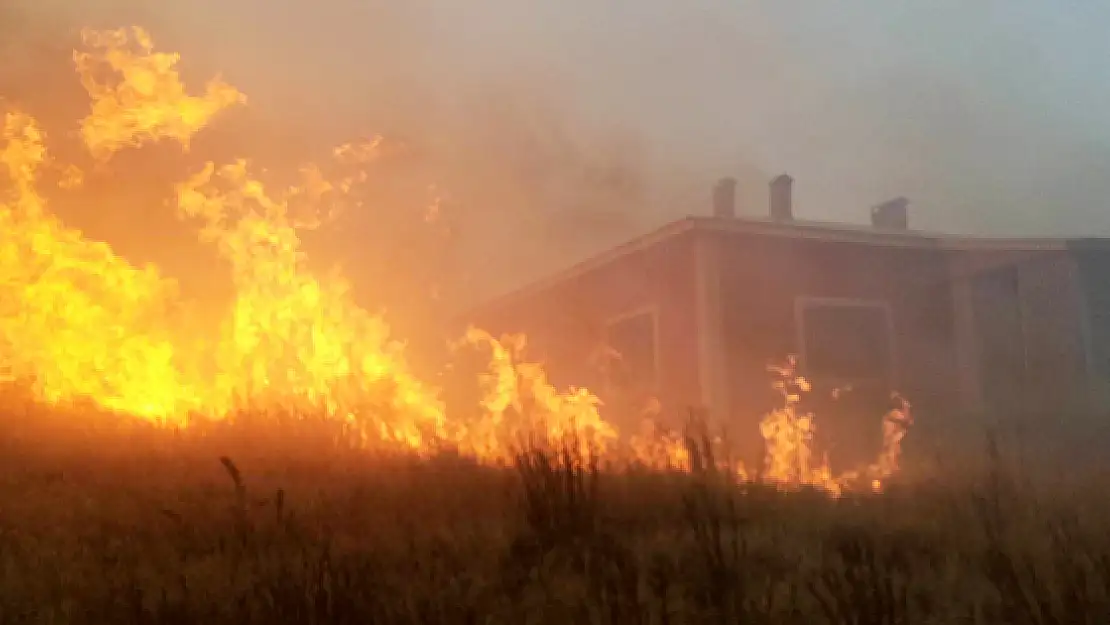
(1, 406, 1109, 625)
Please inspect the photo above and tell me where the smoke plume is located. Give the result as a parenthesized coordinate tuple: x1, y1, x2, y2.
(5, 0, 1110, 316)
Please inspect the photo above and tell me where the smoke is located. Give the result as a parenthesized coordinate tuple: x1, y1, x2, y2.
(6, 0, 1110, 316)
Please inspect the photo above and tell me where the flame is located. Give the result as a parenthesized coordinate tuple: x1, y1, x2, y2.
(174, 158, 451, 448)
(462, 327, 617, 459)
(0, 111, 187, 419)
(627, 397, 690, 470)
(756, 359, 916, 496)
(74, 26, 245, 159)
(871, 393, 913, 485)
(758, 364, 842, 496)
(0, 27, 912, 494)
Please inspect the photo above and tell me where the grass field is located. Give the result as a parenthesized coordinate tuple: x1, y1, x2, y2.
(8, 19, 1110, 625)
(1, 405, 1109, 625)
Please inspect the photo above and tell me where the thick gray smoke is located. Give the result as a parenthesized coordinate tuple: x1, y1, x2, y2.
(7, 0, 1110, 312)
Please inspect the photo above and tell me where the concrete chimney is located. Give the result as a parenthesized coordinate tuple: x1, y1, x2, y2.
(713, 177, 737, 218)
(871, 197, 910, 230)
(769, 173, 793, 221)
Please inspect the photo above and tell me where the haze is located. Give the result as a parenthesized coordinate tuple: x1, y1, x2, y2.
(6, 1, 1110, 313)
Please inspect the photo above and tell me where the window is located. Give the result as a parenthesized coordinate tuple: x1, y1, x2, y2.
(796, 298, 893, 381)
(603, 308, 658, 393)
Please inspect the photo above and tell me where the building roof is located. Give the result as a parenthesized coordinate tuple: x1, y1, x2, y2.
(465, 214, 1089, 319)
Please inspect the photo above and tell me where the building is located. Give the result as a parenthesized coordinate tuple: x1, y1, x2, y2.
(464, 175, 1110, 468)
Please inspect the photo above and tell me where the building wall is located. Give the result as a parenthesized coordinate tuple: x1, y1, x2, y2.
(951, 248, 1090, 418)
(464, 232, 703, 434)
(464, 224, 1097, 468)
(1070, 243, 1110, 413)
(713, 231, 960, 469)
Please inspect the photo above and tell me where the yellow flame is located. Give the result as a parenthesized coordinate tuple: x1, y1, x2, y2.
(462, 327, 618, 459)
(74, 26, 245, 159)
(175, 159, 449, 448)
(0, 111, 187, 419)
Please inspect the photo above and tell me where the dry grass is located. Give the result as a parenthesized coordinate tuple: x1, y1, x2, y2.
(1, 405, 1109, 624)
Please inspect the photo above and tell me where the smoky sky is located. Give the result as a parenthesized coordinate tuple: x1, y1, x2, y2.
(8, 0, 1110, 310)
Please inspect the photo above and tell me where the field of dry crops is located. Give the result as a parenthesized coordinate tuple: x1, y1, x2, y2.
(1, 407, 1109, 625)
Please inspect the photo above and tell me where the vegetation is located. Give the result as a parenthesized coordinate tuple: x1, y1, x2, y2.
(1, 406, 1109, 625)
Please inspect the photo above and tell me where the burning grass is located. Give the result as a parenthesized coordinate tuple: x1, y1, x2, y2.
(3, 405, 1110, 625)
(0, 26, 908, 497)
(3, 24, 1110, 624)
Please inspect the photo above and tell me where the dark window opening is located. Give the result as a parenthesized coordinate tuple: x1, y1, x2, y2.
(800, 302, 892, 380)
(604, 311, 657, 392)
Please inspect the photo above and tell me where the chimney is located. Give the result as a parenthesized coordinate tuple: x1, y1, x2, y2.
(713, 177, 737, 218)
(769, 173, 793, 221)
(871, 197, 910, 230)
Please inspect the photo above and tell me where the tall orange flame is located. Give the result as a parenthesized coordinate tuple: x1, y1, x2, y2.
(0, 111, 185, 419)
(74, 26, 245, 159)
(175, 158, 449, 448)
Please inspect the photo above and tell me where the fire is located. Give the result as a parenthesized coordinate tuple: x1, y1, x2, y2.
(3, 27, 620, 462)
(0, 111, 187, 419)
(174, 158, 449, 448)
(463, 327, 617, 459)
(874, 393, 913, 480)
(760, 357, 842, 494)
(74, 27, 245, 159)
(0, 26, 912, 492)
(757, 358, 915, 495)
(628, 397, 691, 470)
